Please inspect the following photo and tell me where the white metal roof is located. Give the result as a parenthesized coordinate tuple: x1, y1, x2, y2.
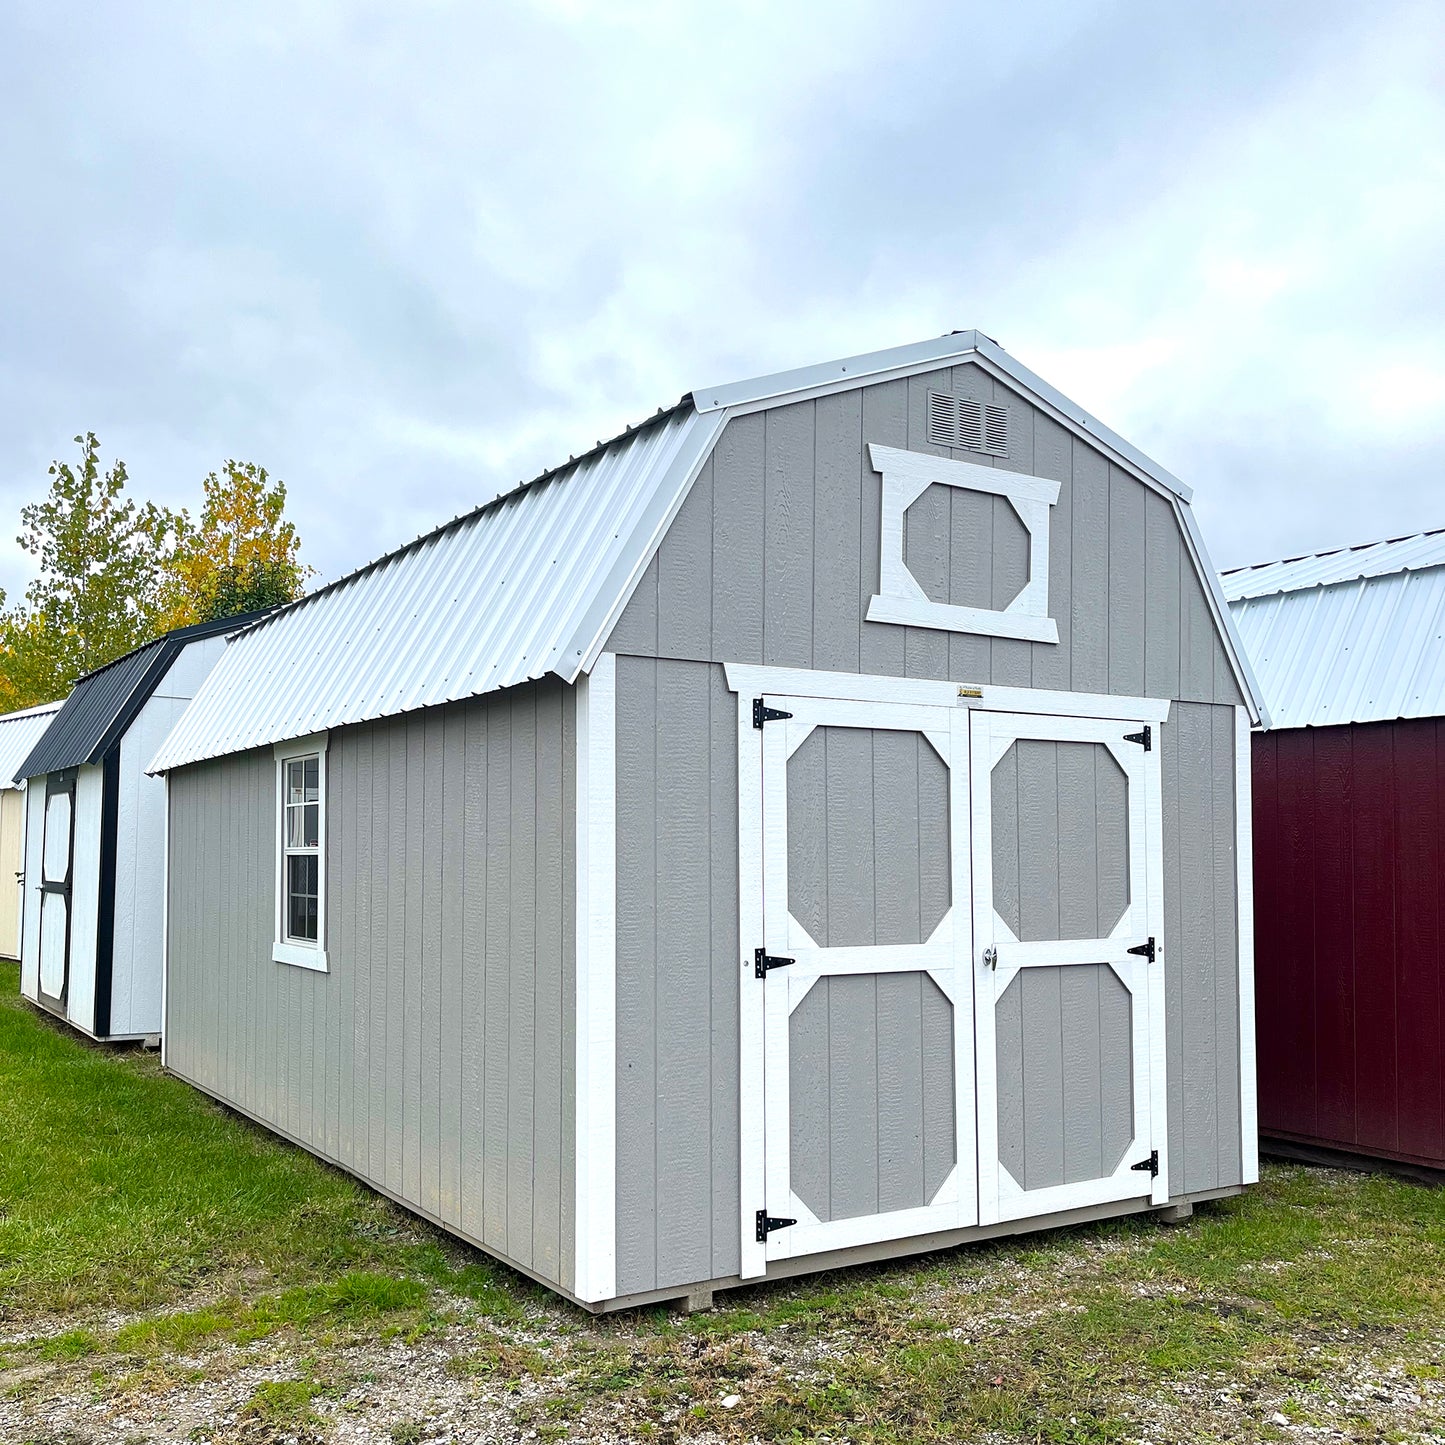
(1221, 528, 1445, 601)
(1225, 531, 1445, 729)
(150, 332, 1265, 772)
(0, 701, 62, 789)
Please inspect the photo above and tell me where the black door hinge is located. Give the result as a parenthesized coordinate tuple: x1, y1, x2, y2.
(1127, 937, 1157, 964)
(756, 1208, 798, 1242)
(1124, 724, 1151, 751)
(753, 697, 794, 729)
(1131, 1149, 1160, 1178)
(754, 948, 796, 979)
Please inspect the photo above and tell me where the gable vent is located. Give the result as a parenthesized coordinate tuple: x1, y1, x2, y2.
(926, 390, 1009, 458)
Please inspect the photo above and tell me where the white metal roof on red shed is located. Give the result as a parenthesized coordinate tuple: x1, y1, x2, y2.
(1224, 530, 1445, 730)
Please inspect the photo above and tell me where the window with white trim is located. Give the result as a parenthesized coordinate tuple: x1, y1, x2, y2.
(273, 734, 328, 970)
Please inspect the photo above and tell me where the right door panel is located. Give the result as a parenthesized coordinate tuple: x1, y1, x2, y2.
(971, 711, 1168, 1223)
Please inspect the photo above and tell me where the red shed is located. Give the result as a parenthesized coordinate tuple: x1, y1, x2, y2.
(1225, 531, 1445, 1175)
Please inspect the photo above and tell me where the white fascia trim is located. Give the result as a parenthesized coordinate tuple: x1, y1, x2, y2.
(571, 410, 729, 680)
(273, 731, 329, 974)
(723, 663, 1172, 724)
(1235, 706, 1259, 1185)
(692, 331, 989, 413)
(691, 330, 1194, 503)
(574, 652, 617, 1303)
(1177, 500, 1271, 729)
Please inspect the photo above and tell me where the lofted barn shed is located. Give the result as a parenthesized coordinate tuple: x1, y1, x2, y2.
(1226, 531, 1445, 1175)
(0, 701, 63, 960)
(16, 614, 263, 1040)
(150, 332, 1266, 1311)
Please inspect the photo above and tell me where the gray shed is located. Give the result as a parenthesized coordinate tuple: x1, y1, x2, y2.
(149, 331, 1266, 1311)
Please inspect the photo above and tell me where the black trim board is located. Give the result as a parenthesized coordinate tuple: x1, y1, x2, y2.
(92, 749, 120, 1038)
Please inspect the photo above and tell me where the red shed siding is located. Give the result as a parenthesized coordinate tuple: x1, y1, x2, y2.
(1253, 719, 1445, 1169)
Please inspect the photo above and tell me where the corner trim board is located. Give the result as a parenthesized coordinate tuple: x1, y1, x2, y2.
(160, 775, 170, 1068)
(92, 749, 121, 1038)
(574, 652, 618, 1302)
(1235, 706, 1259, 1184)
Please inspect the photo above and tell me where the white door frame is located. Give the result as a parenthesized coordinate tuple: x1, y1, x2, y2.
(970, 709, 1169, 1224)
(728, 663, 1171, 1280)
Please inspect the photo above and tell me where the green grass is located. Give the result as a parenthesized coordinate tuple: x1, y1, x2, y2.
(0, 960, 511, 1318)
(4, 957, 1445, 1442)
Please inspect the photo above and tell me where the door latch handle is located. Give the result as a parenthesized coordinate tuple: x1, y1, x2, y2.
(982, 946, 998, 971)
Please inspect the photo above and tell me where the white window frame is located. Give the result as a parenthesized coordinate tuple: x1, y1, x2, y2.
(865, 443, 1061, 644)
(273, 732, 328, 971)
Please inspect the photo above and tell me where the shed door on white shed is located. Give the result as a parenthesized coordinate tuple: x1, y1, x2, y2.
(755, 694, 976, 1264)
(970, 711, 1168, 1222)
(37, 774, 76, 1011)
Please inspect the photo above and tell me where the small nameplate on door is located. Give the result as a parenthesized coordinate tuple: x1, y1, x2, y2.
(957, 686, 983, 698)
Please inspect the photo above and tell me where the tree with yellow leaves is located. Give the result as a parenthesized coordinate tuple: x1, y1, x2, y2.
(158, 461, 310, 629)
(0, 441, 310, 710)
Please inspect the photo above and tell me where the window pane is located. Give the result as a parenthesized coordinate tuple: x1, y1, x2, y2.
(287, 759, 307, 806)
(286, 804, 304, 849)
(303, 802, 319, 848)
(304, 757, 319, 802)
(286, 854, 319, 942)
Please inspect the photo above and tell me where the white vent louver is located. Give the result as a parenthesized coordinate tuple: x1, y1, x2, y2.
(926, 390, 1009, 458)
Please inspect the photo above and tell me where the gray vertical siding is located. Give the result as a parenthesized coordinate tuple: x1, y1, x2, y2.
(614, 656, 740, 1297)
(996, 963, 1135, 1190)
(1161, 700, 1241, 1195)
(786, 726, 951, 949)
(991, 739, 1130, 943)
(609, 364, 1244, 710)
(166, 681, 576, 1288)
(790, 971, 956, 1222)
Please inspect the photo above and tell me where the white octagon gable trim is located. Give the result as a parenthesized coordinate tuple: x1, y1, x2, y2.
(866, 443, 1061, 645)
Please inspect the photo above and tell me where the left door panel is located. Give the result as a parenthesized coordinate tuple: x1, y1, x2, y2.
(755, 694, 977, 1263)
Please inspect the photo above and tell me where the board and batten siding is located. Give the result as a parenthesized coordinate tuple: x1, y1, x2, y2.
(609, 364, 1242, 709)
(166, 681, 577, 1290)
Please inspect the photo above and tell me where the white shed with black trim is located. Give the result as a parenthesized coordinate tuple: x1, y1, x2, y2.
(150, 331, 1265, 1311)
(15, 614, 265, 1040)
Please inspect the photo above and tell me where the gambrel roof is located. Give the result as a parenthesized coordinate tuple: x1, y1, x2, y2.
(149, 332, 1266, 773)
(18, 611, 271, 782)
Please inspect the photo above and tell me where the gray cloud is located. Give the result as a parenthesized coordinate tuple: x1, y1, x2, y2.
(0, 0, 1441, 603)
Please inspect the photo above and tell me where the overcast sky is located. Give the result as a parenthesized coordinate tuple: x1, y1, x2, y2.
(1, 1, 1441, 604)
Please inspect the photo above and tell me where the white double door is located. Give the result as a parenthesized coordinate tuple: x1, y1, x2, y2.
(751, 693, 1167, 1266)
